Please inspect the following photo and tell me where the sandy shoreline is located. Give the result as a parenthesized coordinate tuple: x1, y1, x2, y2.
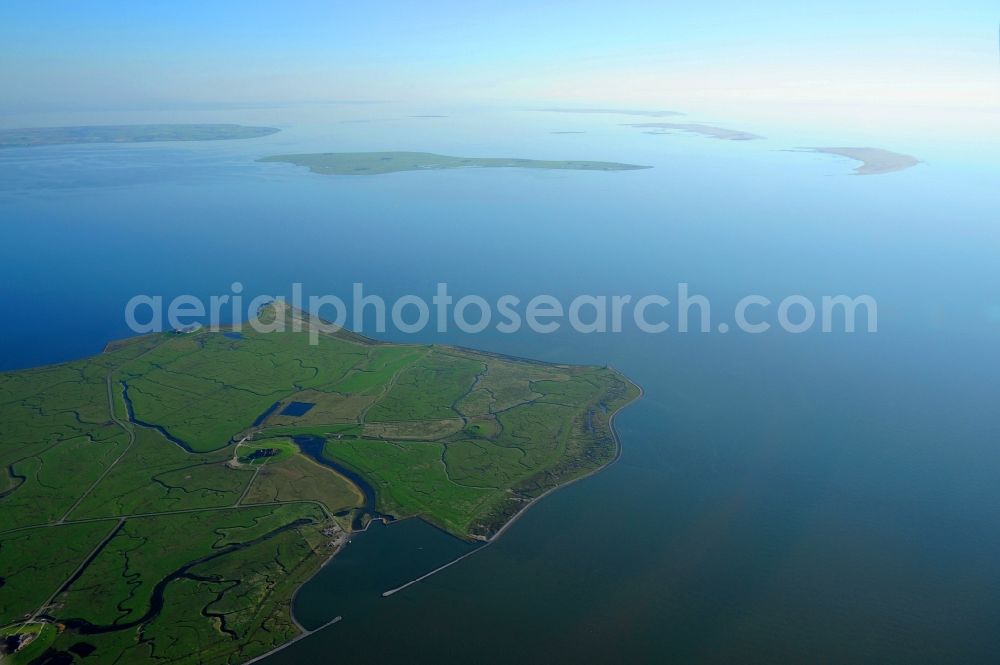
(801, 147, 920, 175)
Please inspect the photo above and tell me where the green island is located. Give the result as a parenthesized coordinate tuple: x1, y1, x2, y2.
(0, 124, 280, 149)
(258, 151, 651, 175)
(0, 303, 639, 664)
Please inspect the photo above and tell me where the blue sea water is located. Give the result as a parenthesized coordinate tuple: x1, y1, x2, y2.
(1, 105, 999, 663)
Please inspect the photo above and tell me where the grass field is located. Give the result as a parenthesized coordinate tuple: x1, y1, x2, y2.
(0, 622, 56, 664)
(0, 521, 118, 625)
(0, 302, 638, 663)
(55, 504, 324, 628)
(322, 437, 499, 535)
(72, 428, 252, 518)
(242, 443, 364, 513)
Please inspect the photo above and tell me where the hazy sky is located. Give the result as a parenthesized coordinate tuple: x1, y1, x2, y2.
(3, 1, 998, 113)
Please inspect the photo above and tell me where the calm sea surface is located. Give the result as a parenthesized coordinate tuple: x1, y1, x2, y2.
(2, 106, 999, 663)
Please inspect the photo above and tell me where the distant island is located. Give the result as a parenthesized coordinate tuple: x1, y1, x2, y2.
(539, 107, 683, 117)
(628, 122, 763, 141)
(801, 147, 920, 175)
(0, 124, 280, 148)
(258, 151, 651, 175)
(0, 302, 639, 664)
